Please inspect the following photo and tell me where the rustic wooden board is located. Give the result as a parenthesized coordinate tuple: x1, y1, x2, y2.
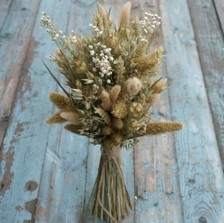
(0, 0, 68, 222)
(132, 0, 183, 223)
(159, 0, 224, 222)
(213, 0, 224, 32)
(188, 0, 224, 170)
(0, 0, 41, 148)
(0, 0, 13, 31)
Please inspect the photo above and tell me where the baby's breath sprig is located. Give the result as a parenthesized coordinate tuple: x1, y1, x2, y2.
(88, 42, 116, 86)
(41, 12, 66, 46)
(139, 12, 161, 39)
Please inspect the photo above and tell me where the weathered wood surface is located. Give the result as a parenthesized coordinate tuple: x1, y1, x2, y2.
(0, 0, 224, 222)
(213, 0, 224, 32)
(0, 0, 41, 148)
(188, 0, 224, 170)
(160, 0, 224, 222)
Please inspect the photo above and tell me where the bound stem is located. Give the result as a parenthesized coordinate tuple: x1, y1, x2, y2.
(91, 146, 132, 223)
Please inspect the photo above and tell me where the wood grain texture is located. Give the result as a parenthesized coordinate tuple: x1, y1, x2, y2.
(213, 0, 224, 33)
(0, 0, 12, 31)
(131, 0, 183, 223)
(0, 0, 65, 222)
(0, 0, 41, 147)
(159, 0, 224, 222)
(188, 0, 224, 170)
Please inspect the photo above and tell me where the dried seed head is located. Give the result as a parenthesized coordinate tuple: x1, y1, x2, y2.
(112, 118, 124, 129)
(111, 100, 127, 119)
(49, 92, 69, 109)
(127, 119, 139, 133)
(134, 46, 163, 72)
(109, 85, 121, 102)
(64, 124, 80, 134)
(75, 60, 88, 76)
(129, 102, 143, 118)
(100, 90, 112, 111)
(102, 138, 115, 150)
(152, 79, 167, 93)
(102, 126, 112, 135)
(60, 111, 80, 125)
(118, 1, 132, 28)
(124, 77, 142, 96)
(97, 3, 109, 28)
(46, 112, 66, 124)
(111, 133, 123, 145)
(95, 107, 111, 124)
(137, 93, 147, 106)
(146, 122, 183, 135)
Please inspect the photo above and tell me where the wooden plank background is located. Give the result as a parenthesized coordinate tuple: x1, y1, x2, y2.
(0, 0, 223, 222)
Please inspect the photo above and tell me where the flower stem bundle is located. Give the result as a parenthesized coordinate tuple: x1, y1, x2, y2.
(40, 2, 182, 222)
(92, 146, 131, 223)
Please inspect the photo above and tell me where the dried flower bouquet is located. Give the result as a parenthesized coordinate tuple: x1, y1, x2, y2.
(40, 2, 182, 222)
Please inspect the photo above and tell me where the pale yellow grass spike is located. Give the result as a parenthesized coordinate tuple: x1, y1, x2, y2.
(49, 92, 69, 109)
(145, 122, 183, 135)
(64, 124, 80, 134)
(135, 46, 164, 72)
(46, 112, 65, 124)
(118, 1, 132, 28)
(97, 3, 109, 28)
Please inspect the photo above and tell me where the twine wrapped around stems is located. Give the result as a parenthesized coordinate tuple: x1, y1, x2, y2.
(91, 145, 132, 223)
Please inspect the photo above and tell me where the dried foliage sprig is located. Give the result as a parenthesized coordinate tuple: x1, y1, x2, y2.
(41, 2, 182, 222)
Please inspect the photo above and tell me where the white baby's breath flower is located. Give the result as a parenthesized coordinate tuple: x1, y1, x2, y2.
(139, 12, 161, 37)
(88, 42, 114, 85)
(90, 50, 95, 56)
(41, 12, 64, 44)
(89, 23, 103, 37)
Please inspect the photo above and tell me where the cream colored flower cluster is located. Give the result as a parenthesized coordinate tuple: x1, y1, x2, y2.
(139, 12, 161, 35)
(88, 43, 116, 84)
(41, 12, 77, 48)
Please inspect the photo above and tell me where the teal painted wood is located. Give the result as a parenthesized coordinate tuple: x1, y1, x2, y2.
(0, 0, 67, 222)
(214, 0, 224, 32)
(0, 0, 41, 146)
(187, 0, 224, 170)
(159, 0, 224, 222)
(0, 0, 12, 31)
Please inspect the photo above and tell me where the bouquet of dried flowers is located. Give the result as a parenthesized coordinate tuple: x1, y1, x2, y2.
(40, 2, 182, 222)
